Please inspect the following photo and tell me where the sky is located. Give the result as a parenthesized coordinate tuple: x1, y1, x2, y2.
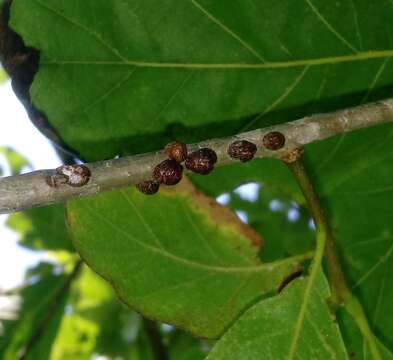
(0, 80, 62, 290)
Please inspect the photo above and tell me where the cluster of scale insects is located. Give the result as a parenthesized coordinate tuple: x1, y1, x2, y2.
(44, 131, 286, 193)
(137, 131, 286, 195)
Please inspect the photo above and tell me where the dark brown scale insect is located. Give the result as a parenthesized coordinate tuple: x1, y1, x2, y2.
(164, 141, 188, 163)
(55, 164, 91, 187)
(227, 140, 257, 162)
(185, 148, 217, 175)
(262, 131, 286, 150)
(153, 159, 183, 185)
(136, 180, 160, 195)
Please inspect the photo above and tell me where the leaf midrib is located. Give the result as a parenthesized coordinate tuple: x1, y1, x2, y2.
(40, 50, 393, 69)
(28, 0, 393, 70)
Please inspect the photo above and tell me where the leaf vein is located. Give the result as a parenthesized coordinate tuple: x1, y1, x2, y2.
(361, 58, 389, 103)
(33, 0, 127, 61)
(243, 65, 309, 131)
(352, 241, 393, 289)
(150, 70, 195, 126)
(120, 190, 166, 250)
(188, 0, 267, 62)
(304, 0, 359, 53)
(81, 67, 137, 114)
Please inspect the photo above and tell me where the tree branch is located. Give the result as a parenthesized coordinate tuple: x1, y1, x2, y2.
(1, 98, 393, 214)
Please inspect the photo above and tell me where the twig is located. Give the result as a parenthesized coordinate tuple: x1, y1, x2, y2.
(286, 156, 381, 360)
(1, 98, 393, 214)
(285, 156, 328, 358)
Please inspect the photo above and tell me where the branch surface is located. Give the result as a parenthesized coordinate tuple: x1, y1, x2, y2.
(1, 98, 393, 213)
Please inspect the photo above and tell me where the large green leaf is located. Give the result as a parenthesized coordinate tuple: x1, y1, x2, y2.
(10, 0, 393, 160)
(66, 182, 310, 338)
(208, 271, 348, 360)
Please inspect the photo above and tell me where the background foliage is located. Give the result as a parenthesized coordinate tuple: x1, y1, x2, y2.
(0, 0, 392, 358)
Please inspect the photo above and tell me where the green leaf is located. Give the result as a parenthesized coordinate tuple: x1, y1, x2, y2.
(51, 263, 205, 360)
(0, 146, 31, 175)
(10, 0, 393, 160)
(337, 308, 393, 359)
(50, 265, 137, 359)
(24, 261, 57, 282)
(0, 67, 7, 84)
(208, 271, 348, 360)
(0, 272, 67, 360)
(6, 205, 74, 252)
(168, 332, 206, 360)
(66, 182, 310, 338)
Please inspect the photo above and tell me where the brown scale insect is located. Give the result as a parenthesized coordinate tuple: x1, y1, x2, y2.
(227, 140, 257, 162)
(262, 131, 286, 150)
(185, 148, 217, 175)
(164, 141, 188, 163)
(136, 180, 160, 195)
(153, 159, 183, 185)
(55, 164, 91, 187)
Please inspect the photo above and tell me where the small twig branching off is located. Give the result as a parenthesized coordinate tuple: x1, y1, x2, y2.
(286, 155, 382, 360)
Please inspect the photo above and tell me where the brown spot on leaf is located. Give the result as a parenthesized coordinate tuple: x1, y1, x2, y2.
(162, 177, 262, 248)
